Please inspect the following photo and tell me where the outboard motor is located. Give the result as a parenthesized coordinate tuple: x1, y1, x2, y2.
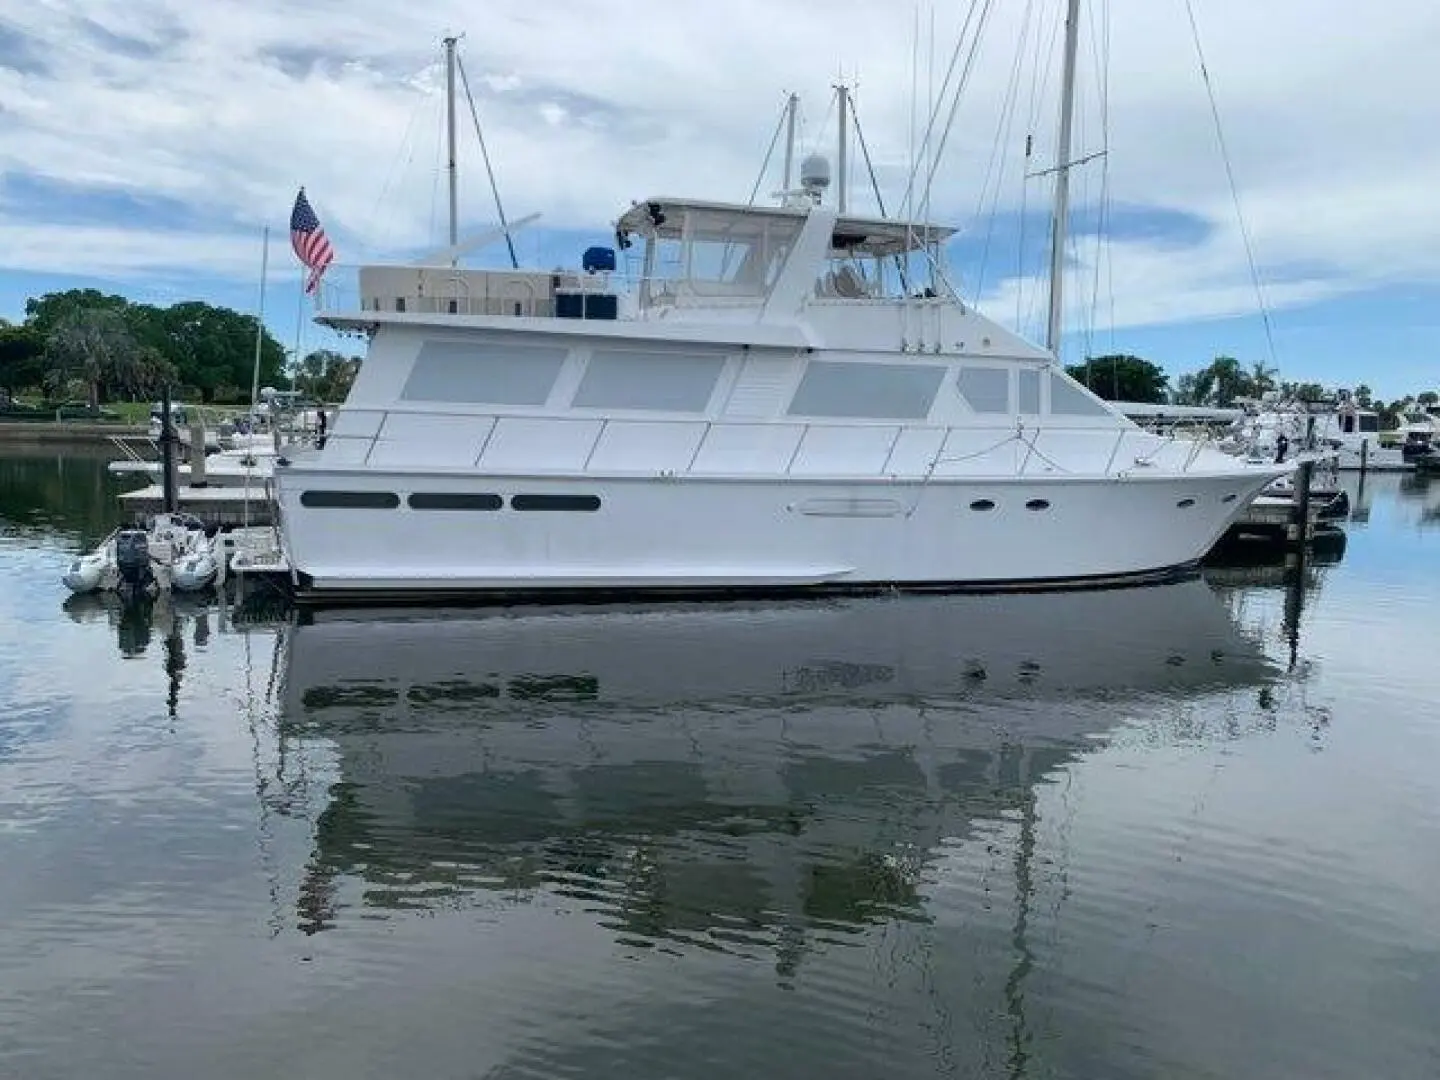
(114, 528, 154, 599)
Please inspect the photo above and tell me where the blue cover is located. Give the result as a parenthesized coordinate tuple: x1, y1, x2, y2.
(582, 246, 617, 273)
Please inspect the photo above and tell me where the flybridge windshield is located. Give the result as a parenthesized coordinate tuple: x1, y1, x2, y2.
(619, 201, 957, 306)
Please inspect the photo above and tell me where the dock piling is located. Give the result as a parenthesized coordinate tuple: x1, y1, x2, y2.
(159, 385, 178, 515)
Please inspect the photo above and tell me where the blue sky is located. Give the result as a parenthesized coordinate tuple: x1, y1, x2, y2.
(1, 1, 1437, 399)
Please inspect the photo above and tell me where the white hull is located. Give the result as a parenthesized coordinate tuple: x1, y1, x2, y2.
(278, 467, 1276, 598)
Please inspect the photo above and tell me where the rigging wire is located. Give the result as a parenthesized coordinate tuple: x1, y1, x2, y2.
(1181, 0, 1280, 367)
(455, 51, 519, 269)
(1017, 0, 1066, 339)
(972, 0, 1040, 301)
(900, 0, 986, 223)
(849, 96, 910, 291)
(428, 48, 445, 254)
(916, 0, 1000, 221)
(746, 94, 793, 205)
(364, 58, 440, 259)
(1083, 0, 1116, 388)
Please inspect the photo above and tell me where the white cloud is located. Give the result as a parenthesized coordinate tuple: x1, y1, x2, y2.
(2, 0, 1439, 341)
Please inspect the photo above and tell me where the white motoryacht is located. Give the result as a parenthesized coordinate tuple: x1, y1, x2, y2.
(270, 22, 1286, 602)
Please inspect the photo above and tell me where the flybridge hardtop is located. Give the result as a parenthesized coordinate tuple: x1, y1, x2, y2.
(613, 197, 960, 257)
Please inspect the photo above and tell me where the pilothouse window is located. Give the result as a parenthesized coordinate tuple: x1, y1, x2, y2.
(957, 368, 1011, 414)
(401, 341, 567, 406)
(788, 361, 945, 420)
(573, 350, 725, 412)
(1048, 372, 1113, 417)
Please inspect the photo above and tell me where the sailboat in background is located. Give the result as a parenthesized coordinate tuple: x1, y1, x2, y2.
(265, 9, 1288, 602)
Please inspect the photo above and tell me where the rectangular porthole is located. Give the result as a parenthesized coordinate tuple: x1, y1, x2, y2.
(510, 494, 602, 512)
(408, 492, 503, 511)
(300, 490, 400, 509)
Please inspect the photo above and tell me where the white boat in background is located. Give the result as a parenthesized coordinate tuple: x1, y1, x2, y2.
(1225, 396, 1415, 472)
(270, 15, 1286, 602)
(108, 446, 278, 487)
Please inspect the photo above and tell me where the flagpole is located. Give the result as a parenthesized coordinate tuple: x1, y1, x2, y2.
(250, 226, 270, 410)
(293, 266, 306, 394)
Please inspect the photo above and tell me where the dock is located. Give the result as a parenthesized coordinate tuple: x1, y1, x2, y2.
(118, 483, 275, 527)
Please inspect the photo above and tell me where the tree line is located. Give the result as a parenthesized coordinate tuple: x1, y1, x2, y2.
(1067, 354, 1437, 427)
(0, 289, 359, 411)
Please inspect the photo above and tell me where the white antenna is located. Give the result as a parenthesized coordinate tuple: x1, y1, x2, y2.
(1046, 0, 1082, 357)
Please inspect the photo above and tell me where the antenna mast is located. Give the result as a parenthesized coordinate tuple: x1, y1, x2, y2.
(1046, 0, 1082, 357)
(835, 82, 849, 213)
(443, 35, 459, 264)
(781, 93, 799, 190)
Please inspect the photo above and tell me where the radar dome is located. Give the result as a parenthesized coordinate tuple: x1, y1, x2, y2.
(800, 153, 831, 192)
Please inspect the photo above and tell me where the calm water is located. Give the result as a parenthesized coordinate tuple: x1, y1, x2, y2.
(1, 448, 1438, 1079)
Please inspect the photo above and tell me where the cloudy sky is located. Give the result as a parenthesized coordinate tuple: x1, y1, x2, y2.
(1, 0, 1437, 396)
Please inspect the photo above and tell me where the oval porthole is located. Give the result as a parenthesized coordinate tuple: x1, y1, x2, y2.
(969, 499, 996, 512)
(1176, 497, 1196, 509)
(1025, 499, 1050, 511)
(1221, 493, 1238, 503)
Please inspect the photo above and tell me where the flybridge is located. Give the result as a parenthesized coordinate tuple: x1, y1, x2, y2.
(340, 195, 964, 324)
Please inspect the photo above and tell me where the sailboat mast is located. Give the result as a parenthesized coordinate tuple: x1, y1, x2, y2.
(443, 36, 459, 263)
(250, 226, 269, 411)
(1046, 0, 1082, 357)
(836, 83, 849, 213)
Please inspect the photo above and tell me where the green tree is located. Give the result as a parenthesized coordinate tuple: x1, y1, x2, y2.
(24, 289, 131, 338)
(45, 308, 140, 411)
(157, 301, 285, 403)
(1205, 355, 1249, 406)
(294, 349, 361, 402)
(0, 321, 47, 399)
(1066, 354, 1169, 404)
(1353, 384, 1373, 408)
(24, 289, 286, 404)
(1249, 361, 1278, 397)
(1417, 390, 1438, 407)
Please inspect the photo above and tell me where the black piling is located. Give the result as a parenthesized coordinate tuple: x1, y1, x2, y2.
(159, 384, 179, 514)
(1290, 458, 1315, 552)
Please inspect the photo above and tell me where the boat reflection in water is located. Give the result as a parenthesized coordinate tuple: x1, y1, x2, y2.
(276, 578, 1277, 946)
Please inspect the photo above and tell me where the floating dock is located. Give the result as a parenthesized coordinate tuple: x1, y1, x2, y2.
(118, 483, 275, 527)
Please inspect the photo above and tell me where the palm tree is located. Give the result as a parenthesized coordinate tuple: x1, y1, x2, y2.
(1248, 361, 1278, 397)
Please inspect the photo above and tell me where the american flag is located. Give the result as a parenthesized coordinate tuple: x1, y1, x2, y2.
(290, 188, 334, 294)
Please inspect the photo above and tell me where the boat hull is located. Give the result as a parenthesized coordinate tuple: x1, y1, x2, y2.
(274, 467, 1279, 601)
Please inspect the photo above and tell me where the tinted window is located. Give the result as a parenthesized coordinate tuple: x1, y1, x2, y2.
(957, 368, 1010, 413)
(1018, 369, 1041, 414)
(300, 490, 400, 509)
(1048, 372, 1113, 417)
(573, 350, 725, 411)
(788, 361, 945, 419)
(401, 341, 568, 406)
(408, 492, 503, 511)
(510, 494, 602, 512)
